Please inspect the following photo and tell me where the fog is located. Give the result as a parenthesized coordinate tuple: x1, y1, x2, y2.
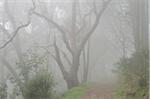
(0, 0, 149, 99)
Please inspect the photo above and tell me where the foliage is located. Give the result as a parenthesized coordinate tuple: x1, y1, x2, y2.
(8, 47, 50, 97)
(17, 48, 48, 82)
(0, 84, 7, 99)
(22, 71, 55, 99)
(61, 83, 89, 99)
(115, 50, 149, 99)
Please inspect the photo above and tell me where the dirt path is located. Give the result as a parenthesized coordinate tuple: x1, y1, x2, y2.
(82, 83, 116, 99)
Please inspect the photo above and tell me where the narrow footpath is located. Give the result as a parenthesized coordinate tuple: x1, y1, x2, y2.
(83, 83, 116, 99)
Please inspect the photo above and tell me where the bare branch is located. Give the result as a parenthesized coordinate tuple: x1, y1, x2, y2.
(76, 9, 93, 34)
(53, 36, 68, 75)
(62, 33, 73, 55)
(33, 11, 73, 55)
(31, 0, 73, 54)
(78, 0, 111, 53)
(61, 50, 72, 66)
(93, 0, 98, 15)
(0, 21, 31, 49)
(0, 0, 36, 50)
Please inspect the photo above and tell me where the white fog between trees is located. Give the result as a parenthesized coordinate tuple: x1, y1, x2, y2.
(0, 0, 149, 99)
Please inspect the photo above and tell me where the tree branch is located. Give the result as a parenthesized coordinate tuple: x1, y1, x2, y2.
(32, 11, 73, 55)
(53, 36, 68, 75)
(0, 0, 36, 50)
(78, 0, 111, 53)
(0, 21, 31, 49)
(76, 9, 93, 34)
(61, 50, 72, 66)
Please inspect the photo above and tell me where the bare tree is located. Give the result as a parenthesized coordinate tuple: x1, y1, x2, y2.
(32, 0, 111, 88)
(0, 0, 34, 89)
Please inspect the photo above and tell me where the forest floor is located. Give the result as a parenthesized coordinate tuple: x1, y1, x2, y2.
(82, 83, 116, 99)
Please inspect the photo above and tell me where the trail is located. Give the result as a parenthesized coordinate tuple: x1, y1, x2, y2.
(83, 83, 116, 99)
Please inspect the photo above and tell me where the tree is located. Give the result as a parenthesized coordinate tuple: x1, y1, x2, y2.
(116, 50, 149, 99)
(129, 0, 149, 52)
(111, 0, 134, 58)
(0, 0, 34, 89)
(82, 40, 90, 82)
(115, 1, 149, 98)
(32, 0, 111, 89)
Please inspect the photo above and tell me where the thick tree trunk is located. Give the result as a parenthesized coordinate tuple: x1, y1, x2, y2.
(65, 72, 79, 89)
(64, 51, 80, 88)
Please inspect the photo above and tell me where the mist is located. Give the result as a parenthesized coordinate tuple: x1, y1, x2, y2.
(0, 0, 149, 99)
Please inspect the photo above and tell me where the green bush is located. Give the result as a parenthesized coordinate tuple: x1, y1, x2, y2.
(0, 84, 7, 99)
(23, 71, 55, 99)
(115, 50, 149, 99)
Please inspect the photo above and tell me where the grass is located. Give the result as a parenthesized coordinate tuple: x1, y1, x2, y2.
(61, 83, 89, 99)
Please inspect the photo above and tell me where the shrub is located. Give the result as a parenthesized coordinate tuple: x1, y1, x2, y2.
(115, 50, 149, 99)
(23, 71, 55, 99)
(0, 84, 7, 99)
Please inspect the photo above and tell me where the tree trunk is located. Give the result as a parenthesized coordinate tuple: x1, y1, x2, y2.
(83, 40, 90, 82)
(129, 0, 149, 52)
(68, 54, 80, 88)
(65, 72, 79, 89)
(32, 0, 111, 89)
